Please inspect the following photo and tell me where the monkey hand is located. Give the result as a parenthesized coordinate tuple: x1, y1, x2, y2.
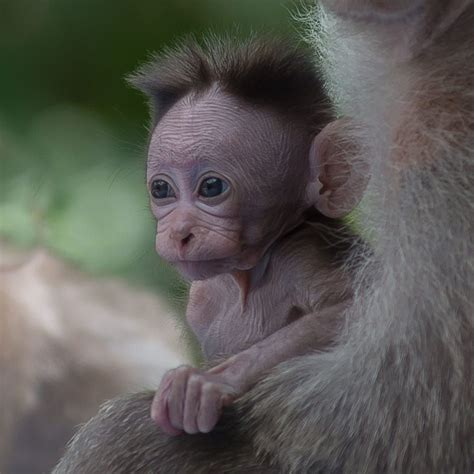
(151, 365, 239, 436)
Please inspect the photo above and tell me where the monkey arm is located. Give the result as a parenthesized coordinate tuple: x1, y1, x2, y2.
(152, 299, 350, 436)
(207, 299, 350, 394)
(152, 231, 354, 436)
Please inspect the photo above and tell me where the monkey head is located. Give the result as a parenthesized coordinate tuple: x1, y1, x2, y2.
(133, 37, 368, 281)
(146, 90, 366, 281)
(147, 89, 306, 280)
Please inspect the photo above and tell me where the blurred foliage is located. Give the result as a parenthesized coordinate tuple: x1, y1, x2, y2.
(0, 0, 298, 301)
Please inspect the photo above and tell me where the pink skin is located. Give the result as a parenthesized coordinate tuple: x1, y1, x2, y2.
(151, 301, 350, 435)
(147, 90, 365, 435)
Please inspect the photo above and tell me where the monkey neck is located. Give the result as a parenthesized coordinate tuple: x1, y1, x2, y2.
(231, 213, 307, 309)
(231, 251, 272, 310)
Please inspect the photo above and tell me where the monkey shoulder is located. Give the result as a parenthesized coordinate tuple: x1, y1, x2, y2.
(269, 223, 352, 310)
(271, 224, 336, 279)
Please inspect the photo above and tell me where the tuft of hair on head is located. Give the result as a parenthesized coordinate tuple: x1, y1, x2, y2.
(127, 34, 331, 133)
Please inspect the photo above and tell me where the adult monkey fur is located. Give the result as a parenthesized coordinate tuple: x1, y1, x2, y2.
(55, 1, 474, 472)
(139, 37, 366, 436)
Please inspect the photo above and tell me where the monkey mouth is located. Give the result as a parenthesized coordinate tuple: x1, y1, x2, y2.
(172, 240, 244, 263)
(171, 244, 267, 281)
(173, 259, 237, 281)
(171, 250, 240, 264)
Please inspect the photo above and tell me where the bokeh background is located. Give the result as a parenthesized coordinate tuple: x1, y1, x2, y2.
(0, 0, 299, 301)
(1, 3, 306, 471)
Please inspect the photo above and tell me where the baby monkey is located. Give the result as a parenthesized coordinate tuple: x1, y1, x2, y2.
(130, 37, 367, 435)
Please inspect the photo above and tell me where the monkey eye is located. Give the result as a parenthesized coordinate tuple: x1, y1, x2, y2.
(151, 179, 176, 200)
(198, 177, 229, 198)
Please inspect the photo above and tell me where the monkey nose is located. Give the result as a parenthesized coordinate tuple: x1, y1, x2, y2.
(180, 233, 194, 247)
(170, 228, 194, 248)
(175, 232, 194, 259)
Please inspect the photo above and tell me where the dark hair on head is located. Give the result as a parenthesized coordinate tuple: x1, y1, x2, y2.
(128, 34, 331, 133)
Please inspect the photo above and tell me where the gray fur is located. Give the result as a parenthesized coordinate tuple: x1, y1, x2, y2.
(54, 392, 277, 473)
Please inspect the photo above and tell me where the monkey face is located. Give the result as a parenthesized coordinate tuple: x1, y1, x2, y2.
(148, 165, 287, 281)
(146, 90, 310, 281)
(149, 170, 245, 280)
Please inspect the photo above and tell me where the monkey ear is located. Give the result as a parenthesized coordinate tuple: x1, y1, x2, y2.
(306, 119, 369, 218)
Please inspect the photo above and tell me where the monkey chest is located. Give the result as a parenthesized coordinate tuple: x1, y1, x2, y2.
(186, 277, 296, 360)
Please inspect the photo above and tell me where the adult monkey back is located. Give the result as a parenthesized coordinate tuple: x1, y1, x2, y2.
(55, 1, 474, 473)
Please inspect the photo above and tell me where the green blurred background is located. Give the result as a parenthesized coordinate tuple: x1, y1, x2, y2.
(0, 0, 299, 301)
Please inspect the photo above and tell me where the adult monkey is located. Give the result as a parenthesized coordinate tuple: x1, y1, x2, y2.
(54, 0, 474, 472)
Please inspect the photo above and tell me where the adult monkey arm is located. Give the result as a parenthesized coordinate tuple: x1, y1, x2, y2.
(53, 392, 277, 474)
(246, 1, 474, 472)
(54, 1, 473, 472)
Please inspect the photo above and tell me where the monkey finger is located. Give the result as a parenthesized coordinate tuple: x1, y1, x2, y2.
(151, 386, 183, 436)
(153, 368, 177, 405)
(197, 384, 223, 433)
(150, 370, 174, 423)
(168, 366, 193, 431)
(182, 374, 202, 434)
